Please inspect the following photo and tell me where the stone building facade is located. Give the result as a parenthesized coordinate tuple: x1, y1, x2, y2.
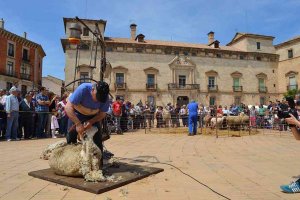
(42, 75, 64, 97)
(62, 17, 299, 107)
(0, 19, 45, 95)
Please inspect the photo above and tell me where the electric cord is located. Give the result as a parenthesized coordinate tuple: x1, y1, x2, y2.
(114, 156, 232, 200)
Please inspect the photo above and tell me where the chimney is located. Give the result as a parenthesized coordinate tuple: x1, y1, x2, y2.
(207, 31, 214, 44)
(23, 32, 27, 39)
(214, 40, 220, 48)
(0, 18, 4, 29)
(130, 24, 137, 40)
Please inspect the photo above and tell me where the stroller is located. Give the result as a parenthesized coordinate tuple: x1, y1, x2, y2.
(105, 114, 122, 134)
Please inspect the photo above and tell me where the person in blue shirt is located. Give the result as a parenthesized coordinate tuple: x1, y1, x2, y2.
(65, 81, 110, 166)
(187, 100, 198, 136)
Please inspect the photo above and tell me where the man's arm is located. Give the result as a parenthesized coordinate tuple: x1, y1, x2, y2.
(285, 114, 300, 140)
(84, 111, 106, 130)
(65, 101, 81, 125)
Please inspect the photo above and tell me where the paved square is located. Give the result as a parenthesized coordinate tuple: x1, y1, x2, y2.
(0, 130, 300, 200)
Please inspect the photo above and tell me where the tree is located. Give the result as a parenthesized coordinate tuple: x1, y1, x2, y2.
(284, 89, 300, 98)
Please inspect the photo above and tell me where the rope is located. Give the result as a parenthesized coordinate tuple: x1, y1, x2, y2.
(114, 157, 232, 200)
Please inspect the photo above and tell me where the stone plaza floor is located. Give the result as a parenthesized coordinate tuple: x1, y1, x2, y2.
(0, 130, 300, 200)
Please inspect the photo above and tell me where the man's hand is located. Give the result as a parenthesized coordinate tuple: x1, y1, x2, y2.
(83, 121, 93, 131)
(285, 114, 300, 126)
(7, 113, 11, 118)
(76, 123, 85, 140)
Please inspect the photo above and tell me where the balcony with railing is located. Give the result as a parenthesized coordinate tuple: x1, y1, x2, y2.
(168, 83, 200, 90)
(146, 83, 157, 90)
(4, 71, 17, 78)
(258, 86, 268, 93)
(207, 85, 218, 92)
(20, 73, 31, 80)
(233, 86, 243, 92)
(115, 82, 127, 90)
(22, 57, 30, 63)
(287, 84, 298, 91)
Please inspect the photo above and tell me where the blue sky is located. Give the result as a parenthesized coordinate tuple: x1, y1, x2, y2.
(0, 0, 299, 80)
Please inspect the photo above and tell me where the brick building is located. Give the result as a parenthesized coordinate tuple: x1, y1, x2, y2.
(0, 19, 46, 96)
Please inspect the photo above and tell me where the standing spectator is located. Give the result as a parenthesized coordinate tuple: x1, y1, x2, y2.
(249, 106, 257, 127)
(222, 106, 230, 116)
(0, 89, 8, 105)
(57, 93, 69, 135)
(19, 93, 34, 139)
(149, 102, 156, 126)
(257, 104, 266, 128)
(46, 91, 57, 137)
(155, 106, 163, 128)
(0, 89, 7, 138)
(5, 86, 19, 141)
(112, 96, 122, 134)
(50, 112, 59, 138)
(187, 100, 198, 136)
(144, 102, 152, 128)
(180, 105, 188, 127)
(175, 104, 181, 127)
(198, 106, 206, 128)
(120, 98, 128, 132)
(36, 87, 50, 138)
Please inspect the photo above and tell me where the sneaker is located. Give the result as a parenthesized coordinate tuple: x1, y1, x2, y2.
(15, 138, 20, 141)
(280, 179, 300, 193)
(6, 139, 11, 142)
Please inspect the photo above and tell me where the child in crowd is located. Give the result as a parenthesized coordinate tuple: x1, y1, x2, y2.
(51, 112, 59, 138)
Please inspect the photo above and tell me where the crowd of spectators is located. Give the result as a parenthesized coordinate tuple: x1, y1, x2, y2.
(0, 86, 69, 141)
(107, 97, 299, 132)
(0, 84, 297, 141)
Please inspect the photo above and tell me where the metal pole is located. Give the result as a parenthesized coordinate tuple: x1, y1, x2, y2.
(73, 45, 79, 91)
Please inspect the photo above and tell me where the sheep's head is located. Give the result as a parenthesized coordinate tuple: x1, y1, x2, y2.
(83, 126, 98, 141)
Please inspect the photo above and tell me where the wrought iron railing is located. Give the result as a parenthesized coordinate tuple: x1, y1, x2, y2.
(168, 83, 200, 90)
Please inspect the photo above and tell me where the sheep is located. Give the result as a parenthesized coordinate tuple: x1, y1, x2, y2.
(48, 126, 106, 182)
(226, 113, 249, 130)
(210, 116, 226, 129)
(40, 140, 67, 160)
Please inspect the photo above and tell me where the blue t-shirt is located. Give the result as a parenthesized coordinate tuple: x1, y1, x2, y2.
(187, 101, 198, 116)
(69, 83, 109, 112)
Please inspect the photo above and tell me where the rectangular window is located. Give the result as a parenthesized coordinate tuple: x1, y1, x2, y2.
(239, 55, 244, 60)
(183, 51, 189, 56)
(260, 97, 265, 105)
(79, 72, 90, 85)
(8, 43, 14, 57)
(233, 78, 240, 87)
(216, 53, 221, 58)
(256, 56, 261, 61)
(147, 74, 155, 88)
(256, 42, 261, 50)
(178, 75, 186, 87)
(209, 97, 216, 106)
(288, 49, 293, 59)
(83, 27, 89, 36)
(289, 76, 297, 90)
(208, 76, 215, 87)
(6, 61, 14, 76)
(21, 64, 27, 74)
(6, 82, 13, 91)
(23, 48, 29, 61)
(116, 73, 124, 84)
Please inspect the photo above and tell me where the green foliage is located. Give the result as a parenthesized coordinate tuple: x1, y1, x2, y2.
(284, 89, 300, 98)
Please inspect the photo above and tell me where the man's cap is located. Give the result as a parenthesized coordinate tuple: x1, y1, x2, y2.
(95, 81, 110, 103)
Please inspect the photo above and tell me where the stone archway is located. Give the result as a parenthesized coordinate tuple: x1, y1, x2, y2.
(177, 96, 189, 107)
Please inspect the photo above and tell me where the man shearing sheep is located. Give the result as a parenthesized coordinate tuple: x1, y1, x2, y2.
(65, 81, 110, 167)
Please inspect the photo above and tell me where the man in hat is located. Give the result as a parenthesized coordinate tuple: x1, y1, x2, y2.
(65, 82, 109, 165)
(5, 86, 20, 141)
